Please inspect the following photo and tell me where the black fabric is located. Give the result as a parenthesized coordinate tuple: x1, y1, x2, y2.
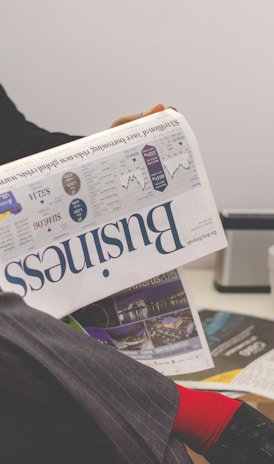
(0, 84, 81, 165)
(0, 293, 193, 464)
(206, 402, 274, 464)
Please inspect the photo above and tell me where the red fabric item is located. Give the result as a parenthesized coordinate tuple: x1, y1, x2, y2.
(173, 384, 242, 455)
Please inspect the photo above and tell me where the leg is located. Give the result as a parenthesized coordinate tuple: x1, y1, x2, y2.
(0, 292, 191, 464)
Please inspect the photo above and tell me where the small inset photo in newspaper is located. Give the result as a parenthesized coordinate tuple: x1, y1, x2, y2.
(64, 268, 213, 377)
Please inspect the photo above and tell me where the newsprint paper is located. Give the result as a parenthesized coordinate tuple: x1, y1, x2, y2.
(63, 267, 214, 377)
(0, 109, 227, 375)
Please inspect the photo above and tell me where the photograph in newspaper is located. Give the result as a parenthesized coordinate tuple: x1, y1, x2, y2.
(0, 109, 227, 317)
(63, 269, 213, 377)
(176, 309, 274, 399)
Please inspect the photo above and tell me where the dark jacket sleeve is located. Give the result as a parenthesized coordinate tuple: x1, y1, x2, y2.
(0, 292, 193, 464)
(0, 84, 82, 165)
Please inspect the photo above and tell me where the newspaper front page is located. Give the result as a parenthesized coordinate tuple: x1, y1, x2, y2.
(0, 109, 227, 377)
(0, 109, 226, 319)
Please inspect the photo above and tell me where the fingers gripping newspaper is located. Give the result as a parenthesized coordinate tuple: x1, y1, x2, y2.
(0, 109, 227, 376)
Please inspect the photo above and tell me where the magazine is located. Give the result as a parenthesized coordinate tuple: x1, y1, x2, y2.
(176, 309, 274, 399)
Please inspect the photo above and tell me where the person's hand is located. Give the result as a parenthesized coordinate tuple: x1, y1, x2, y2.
(110, 103, 166, 128)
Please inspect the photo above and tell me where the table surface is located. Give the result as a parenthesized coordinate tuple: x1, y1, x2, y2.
(183, 268, 274, 320)
(182, 268, 274, 464)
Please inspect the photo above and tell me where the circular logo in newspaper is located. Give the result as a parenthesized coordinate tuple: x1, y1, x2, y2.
(69, 198, 87, 222)
(62, 172, 81, 195)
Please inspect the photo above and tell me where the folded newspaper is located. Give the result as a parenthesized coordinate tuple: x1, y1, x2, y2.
(0, 109, 227, 376)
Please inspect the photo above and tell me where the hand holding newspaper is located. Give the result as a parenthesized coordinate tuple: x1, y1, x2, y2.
(0, 109, 227, 377)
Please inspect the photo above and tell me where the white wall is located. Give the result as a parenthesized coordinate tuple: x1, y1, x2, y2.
(1, 0, 274, 213)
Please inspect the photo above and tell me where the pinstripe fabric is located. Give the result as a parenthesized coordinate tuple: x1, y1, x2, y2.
(0, 293, 193, 464)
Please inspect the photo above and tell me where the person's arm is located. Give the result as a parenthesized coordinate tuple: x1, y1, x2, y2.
(0, 84, 81, 165)
(0, 83, 168, 166)
(0, 292, 185, 464)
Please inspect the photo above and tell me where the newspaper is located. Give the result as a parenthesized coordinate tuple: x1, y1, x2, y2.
(176, 309, 274, 400)
(0, 109, 227, 319)
(62, 267, 214, 377)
